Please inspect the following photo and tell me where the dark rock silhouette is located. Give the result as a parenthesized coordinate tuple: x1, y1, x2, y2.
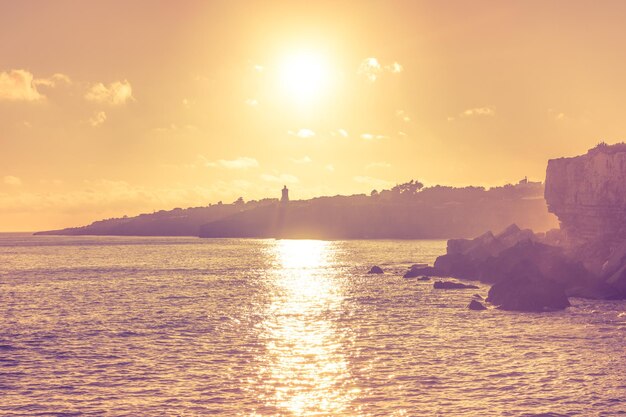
(433, 281, 479, 290)
(403, 265, 442, 278)
(468, 300, 487, 310)
(485, 260, 571, 311)
(368, 266, 384, 274)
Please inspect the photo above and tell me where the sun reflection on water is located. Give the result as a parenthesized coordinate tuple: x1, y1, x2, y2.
(254, 239, 356, 416)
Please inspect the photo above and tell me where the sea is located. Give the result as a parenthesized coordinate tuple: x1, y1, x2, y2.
(0, 233, 625, 416)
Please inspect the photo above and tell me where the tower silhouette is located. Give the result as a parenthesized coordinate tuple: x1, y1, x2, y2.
(281, 185, 289, 203)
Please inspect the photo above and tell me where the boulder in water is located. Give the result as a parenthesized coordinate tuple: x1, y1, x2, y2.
(433, 281, 479, 290)
(368, 265, 384, 274)
(403, 265, 441, 278)
(468, 300, 487, 310)
(486, 261, 570, 312)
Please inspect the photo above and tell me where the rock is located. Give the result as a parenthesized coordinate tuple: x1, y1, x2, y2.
(545, 142, 626, 246)
(486, 261, 570, 312)
(417, 276, 430, 281)
(468, 300, 487, 310)
(368, 265, 384, 274)
(480, 240, 592, 287)
(433, 224, 539, 280)
(433, 281, 479, 290)
(403, 265, 441, 278)
(605, 263, 626, 298)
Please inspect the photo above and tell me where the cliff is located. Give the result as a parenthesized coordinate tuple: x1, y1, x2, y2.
(545, 143, 626, 246)
(423, 143, 626, 303)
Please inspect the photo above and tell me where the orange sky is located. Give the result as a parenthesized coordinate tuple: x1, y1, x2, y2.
(2, 0, 626, 231)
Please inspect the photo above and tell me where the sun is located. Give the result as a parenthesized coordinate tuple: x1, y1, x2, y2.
(278, 51, 331, 104)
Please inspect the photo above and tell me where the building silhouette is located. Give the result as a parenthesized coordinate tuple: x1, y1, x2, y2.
(281, 185, 289, 203)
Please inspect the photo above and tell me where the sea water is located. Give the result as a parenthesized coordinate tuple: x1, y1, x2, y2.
(0, 234, 625, 416)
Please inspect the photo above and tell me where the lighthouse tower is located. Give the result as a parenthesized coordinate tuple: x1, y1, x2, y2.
(281, 185, 289, 203)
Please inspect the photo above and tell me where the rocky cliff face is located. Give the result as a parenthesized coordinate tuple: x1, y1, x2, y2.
(545, 143, 626, 246)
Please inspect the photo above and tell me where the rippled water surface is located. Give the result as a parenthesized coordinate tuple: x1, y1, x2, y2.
(1, 234, 625, 416)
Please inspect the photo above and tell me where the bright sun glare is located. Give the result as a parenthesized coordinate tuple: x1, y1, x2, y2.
(278, 52, 330, 103)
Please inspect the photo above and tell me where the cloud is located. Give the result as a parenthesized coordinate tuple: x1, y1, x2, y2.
(338, 129, 348, 138)
(289, 128, 315, 138)
(461, 107, 495, 117)
(360, 133, 388, 140)
(204, 156, 260, 169)
(153, 124, 198, 133)
(88, 111, 107, 127)
(261, 173, 299, 183)
(3, 176, 22, 186)
(245, 98, 259, 107)
(358, 57, 382, 82)
(548, 108, 567, 121)
(396, 110, 411, 122)
(354, 175, 393, 189)
(85, 80, 133, 105)
(366, 162, 391, 170)
(358, 58, 404, 82)
(386, 62, 403, 73)
(33, 73, 71, 88)
(291, 156, 312, 164)
(0, 70, 45, 101)
(325, 164, 335, 172)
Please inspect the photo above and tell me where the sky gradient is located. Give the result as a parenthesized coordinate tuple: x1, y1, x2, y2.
(2, 0, 626, 231)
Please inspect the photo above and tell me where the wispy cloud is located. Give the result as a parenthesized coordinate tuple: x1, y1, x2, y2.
(461, 107, 495, 117)
(396, 110, 411, 122)
(358, 57, 382, 82)
(85, 80, 133, 105)
(358, 58, 404, 82)
(325, 164, 335, 172)
(261, 173, 299, 183)
(88, 111, 107, 127)
(3, 175, 22, 186)
(548, 108, 567, 121)
(386, 62, 403, 73)
(360, 133, 389, 140)
(0, 70, 45, 101)
(289, 128, 315, 138)
(204, 156, 259, 169)
(291, 156, 312, 164)
(448, 106, 496, 121)
(245, 98, 259, 107)
(153, 124, 198, 133)
(33, 73, 71, 88)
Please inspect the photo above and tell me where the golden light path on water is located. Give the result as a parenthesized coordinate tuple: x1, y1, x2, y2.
(254, 240, 357, 416)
